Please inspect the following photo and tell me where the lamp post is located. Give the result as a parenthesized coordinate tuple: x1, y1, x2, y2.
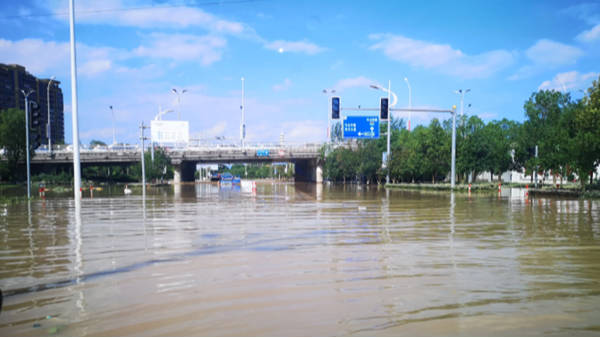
(47, 76, 55, 153)
(21, 89, 34, 198)
(241, 78, 245, 149)
(455, 89, 471, 124)
(109, 105, 116, 145)
(69, 0, 82, 198)
(172, 88, 187, 121)
(404, 78, 411, 131)
(322, 89, 336, 142)
(555, 76, 567, 94)
(155, 106, 174, 121)
(370, 81, 398, 184)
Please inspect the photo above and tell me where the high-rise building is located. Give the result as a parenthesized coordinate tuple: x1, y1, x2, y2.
(0, 63, 65, 145)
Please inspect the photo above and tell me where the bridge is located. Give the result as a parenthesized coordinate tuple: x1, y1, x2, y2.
(25, 142, 324, 183)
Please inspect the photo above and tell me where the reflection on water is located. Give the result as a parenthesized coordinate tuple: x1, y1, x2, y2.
(1, 184, 600, 336)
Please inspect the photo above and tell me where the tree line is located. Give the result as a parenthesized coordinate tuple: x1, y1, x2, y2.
(322, 79, 600, 191)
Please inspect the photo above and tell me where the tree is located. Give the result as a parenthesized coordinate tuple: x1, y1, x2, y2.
(523, 90, 570, 185)
(565, 77, 600, 190)
(130, 147, 173, 181)
(0, 108, 35, 180)
(90, 139, 107, 146)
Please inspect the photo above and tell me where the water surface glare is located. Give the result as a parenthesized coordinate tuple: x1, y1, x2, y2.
(1, 184, 600, 336)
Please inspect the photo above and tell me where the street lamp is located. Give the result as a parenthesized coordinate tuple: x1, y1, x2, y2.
(371, 81, 398, 184)
(155, 106, 174, 121)
(21, 89, 35, 198)
(322, 89, 336, 143)
(404, 78, 411, 131)
(579, 89, 589, 97)
(455, 89, 471, 122)
(109, 105, 116, 145)
(47, 76, 55, 153)
(241, 78, 245, 149)
(172, 88, 187, 121)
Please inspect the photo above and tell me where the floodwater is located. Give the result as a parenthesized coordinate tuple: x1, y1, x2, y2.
(1, 183, 600, 336)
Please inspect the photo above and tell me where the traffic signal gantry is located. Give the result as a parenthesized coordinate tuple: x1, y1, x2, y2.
(329, 88, 458, 188)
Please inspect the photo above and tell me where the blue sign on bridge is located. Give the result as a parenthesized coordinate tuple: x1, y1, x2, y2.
(257, 149, 269, 156)
(342, 116, 380, 139)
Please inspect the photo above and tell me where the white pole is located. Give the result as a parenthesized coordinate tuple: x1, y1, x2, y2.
(69, 0, 81, 198)
(451, 106, 457, 189)
(47, 76, 55, 153)
(110, 106, 115, 145)
(404, 78, 411, 131)
(22, 90, 32, 198)
(242, 77, 245, 149)
(327, 93, 331, 143)
(386, 80, 391, 185)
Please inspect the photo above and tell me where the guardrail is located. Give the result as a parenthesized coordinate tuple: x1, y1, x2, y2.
(32, 142, 325, 154)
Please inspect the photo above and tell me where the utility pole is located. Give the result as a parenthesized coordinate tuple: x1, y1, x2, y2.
(21, 89, 34, 198)
(451, 105, 457, 189)
(140, 121, 150, 188)
(241, 78, 245, 149)
(387, 80, 391, 184)
(47, 76, 55, 154)
(69, 0, 82, 198)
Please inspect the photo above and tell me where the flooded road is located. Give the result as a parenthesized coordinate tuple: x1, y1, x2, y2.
(1, 183, 600, 336)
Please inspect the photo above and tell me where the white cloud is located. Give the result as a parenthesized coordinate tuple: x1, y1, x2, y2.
(256, 12, 272, 20)
(478, 112, 498, 120)
(201, 122, 228, 138)
(560, 3, 600, 25)
(42, 0, 247, 33)
(272, 79, 293, 92)
(331, 60, 344, 70)
(525, 39, 583, 66)
(283, 120, 326, 141)
(80, 127, 125, 140)
(332, 76, 381, 92)
(538, 71, 599, 92)
(263, 40, 326, 55)
(508, 39, 584, 80)
(131, 34, 226, 65)
(368, 33, 515, 79)
(79, 59, 112, 77)
(577, 24, 600, 43)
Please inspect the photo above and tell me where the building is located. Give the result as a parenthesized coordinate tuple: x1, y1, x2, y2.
(0, 63, 65, 146)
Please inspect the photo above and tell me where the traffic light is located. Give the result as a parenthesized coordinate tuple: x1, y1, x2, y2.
(29, 101, 41, 130)
(380, 97, 389, 121)
(331, 97, 340, 120)
(30, 132, 41, 150)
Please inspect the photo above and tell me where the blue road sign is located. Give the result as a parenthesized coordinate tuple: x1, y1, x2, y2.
(257, 149, 269, 156)
(342, 116, 380, 139)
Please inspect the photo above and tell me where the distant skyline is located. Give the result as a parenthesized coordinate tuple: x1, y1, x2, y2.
(1, 0, 598, 145)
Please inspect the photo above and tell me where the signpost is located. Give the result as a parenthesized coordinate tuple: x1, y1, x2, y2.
(342, 116, 379, 139)
(150, 121, 189, 144)
(257, 149, 269, 156)
(278, 149, 285, 157)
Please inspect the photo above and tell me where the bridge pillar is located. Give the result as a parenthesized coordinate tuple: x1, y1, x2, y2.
(294, 159, 323, 183)
(173, 161, 195, 184)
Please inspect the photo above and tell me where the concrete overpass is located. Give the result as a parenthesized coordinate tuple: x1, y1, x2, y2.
(23, 144, 324, 183)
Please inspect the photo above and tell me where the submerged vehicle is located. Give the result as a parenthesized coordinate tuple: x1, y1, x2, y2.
(220, 172, 233, 183)
(232, 175, 241, 184)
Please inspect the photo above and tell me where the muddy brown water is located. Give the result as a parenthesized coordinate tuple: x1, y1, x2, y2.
(1, 183, 599, 336)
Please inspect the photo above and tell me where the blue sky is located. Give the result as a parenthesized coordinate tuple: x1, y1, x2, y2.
(1, 0, 599, 145)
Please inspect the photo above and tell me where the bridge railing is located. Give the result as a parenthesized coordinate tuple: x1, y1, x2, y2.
(35, 142, 325, 155)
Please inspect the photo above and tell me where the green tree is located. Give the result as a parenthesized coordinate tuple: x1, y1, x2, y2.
(90, 139, 107, 146)
(0, 108, 35, 180)
(565, 77, 600, 190)
(130, 147, 173, 181)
